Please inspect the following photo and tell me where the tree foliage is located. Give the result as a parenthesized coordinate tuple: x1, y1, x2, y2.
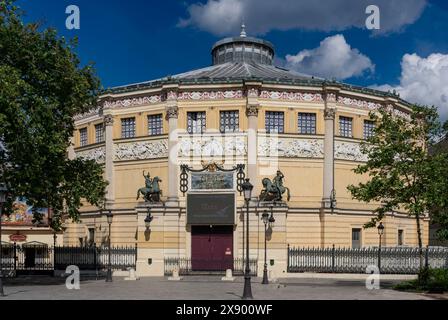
(0, 0, 107, 230)
(347, 105, 448, 254)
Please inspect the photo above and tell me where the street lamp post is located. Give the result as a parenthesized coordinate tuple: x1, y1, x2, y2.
(0, 183, 7, 297)
(261, 210, 269, 284)
(377, 222, 384, 273)
(261, 206, 276, 285)
(105, 210, 113, 282)
(241, 179, 253, 300)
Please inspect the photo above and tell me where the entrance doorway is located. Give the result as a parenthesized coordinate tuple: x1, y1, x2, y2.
(191, 225, 233, 271)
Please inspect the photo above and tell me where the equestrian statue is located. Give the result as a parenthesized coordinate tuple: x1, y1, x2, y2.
(136, 171, 163, 203)
(259, 170, 291, 202)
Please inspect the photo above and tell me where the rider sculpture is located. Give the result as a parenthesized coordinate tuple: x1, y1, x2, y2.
(259, 170, 291, 202)
(136, 171, 162, 203)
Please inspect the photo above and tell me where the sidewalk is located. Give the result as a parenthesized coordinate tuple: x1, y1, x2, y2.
(0, 276, 437, 300)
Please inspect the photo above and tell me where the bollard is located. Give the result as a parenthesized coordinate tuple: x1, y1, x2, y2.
(125, 268, 139, 281)
(221, 269, 235, 282)
(168, 268, 182, 281)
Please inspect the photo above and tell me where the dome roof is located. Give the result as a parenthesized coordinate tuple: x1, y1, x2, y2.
(211, 25, 275, 65)
(105, 26, 406, 106)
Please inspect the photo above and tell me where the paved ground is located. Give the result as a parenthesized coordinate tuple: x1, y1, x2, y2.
(0, 275, 441, 300)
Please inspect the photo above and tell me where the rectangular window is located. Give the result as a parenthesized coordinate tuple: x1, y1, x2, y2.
(121, 117, 136, 139)
(88, 228, 95, 247)
(95, 124, 104, 143)
(148, 114, 163, 136)
(220, 110, 239, 133)
(187, 112, 206, 134)
(265, 111, 284, 134)
(79, 128, 88, 147)
(364, 120, 375, 139)
(398, 229, 404, 246)
(298, 113, 317, 134)
(339, 116, 353, 137)
(352, 228, 362, 249)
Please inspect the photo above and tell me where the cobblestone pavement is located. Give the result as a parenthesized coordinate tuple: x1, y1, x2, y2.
(0, 276, 439, 300)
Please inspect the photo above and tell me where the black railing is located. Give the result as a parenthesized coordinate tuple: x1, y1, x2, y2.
(0, 244, 137, 276)
(288, 245, 448, 274)
(164, 257, 258, 276)
(54, 245, 137, 271)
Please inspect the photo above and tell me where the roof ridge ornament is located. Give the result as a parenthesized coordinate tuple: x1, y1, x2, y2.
(240, 23, 247, 38)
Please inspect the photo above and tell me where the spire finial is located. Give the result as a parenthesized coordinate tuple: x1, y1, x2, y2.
(240, 22, 247, 37)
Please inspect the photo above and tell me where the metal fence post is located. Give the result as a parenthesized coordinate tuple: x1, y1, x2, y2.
(332, 244, 335, 273)
(287, 244, 290, 272)
(425, 245, 429, 269)
(94, 243, 98, 280)
(13, 242, 17, 276)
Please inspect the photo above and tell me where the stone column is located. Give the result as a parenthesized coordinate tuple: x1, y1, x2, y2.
(104, 114, 115, 204)
(322, 106, 336, 209)
(246, 105, 259, 198)
(166, 98, 179, 207)
(67, 136, 75, 160)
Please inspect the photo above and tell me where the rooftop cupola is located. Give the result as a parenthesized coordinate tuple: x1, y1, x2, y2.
(211, 24, 275, 65)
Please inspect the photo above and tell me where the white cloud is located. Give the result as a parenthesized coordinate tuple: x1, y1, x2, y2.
(179, 0, 427, 36)
(285, 34, 374, 80)
(372, 53, 448, 121)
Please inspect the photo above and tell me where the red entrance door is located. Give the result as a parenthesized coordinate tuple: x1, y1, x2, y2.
(191, 226, 233, 271)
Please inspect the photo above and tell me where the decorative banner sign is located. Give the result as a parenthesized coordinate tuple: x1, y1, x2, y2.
(191, 172, 234, 190)
(9, 234, 27, 243)
(187, 193, 235, 225)
(1, 197, 49, 226)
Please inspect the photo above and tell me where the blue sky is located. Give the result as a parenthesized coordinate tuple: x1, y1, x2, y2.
(16, 0, 448, 119)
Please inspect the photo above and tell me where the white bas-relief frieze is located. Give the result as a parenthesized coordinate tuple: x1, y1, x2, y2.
(76, 146, 106, 164)
(114, 140, 168, 161)
(104, 95, 162, 109)
(334, 141, 368, 162)
(74, 107, 101, 121)
(260, 91, 323, 102)
(178, 135, 247, 157)
(258, 137, 324, 158)
(177, 90, 244, 101)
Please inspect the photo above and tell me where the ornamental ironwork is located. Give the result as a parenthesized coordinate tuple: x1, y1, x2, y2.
(179, 162, 245, 195)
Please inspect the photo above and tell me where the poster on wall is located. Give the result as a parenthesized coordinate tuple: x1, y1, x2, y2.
(0, 197, 49, 226)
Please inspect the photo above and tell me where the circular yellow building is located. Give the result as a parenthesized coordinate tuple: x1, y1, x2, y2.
(68, 29, 429, 277)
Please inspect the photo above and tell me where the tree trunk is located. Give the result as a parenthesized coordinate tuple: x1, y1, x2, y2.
(415, 213, 424, 271)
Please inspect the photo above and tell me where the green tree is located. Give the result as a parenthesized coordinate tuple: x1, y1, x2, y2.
(0, 0, 107, 230)
(347, 105, 448, 269)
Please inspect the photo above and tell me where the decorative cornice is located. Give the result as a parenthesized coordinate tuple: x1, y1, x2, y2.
(104, 95, 162, 109)
(338, 96, 382, 111)
(260, 90, 323, 102)
(177, 90, 244, 100)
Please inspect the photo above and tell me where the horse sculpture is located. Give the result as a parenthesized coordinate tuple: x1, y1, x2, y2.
(136, 171, 163, 203)
(259, 170, 291, 202)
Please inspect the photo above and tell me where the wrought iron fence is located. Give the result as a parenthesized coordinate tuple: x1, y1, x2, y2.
(164, 257, 258, 276)
(54, 245, 137, 271)
(0, 244, 137, 276)
(288, 245, 448, 274)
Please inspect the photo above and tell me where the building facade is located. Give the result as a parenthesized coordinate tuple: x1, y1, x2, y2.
(66, 29, 429, 277)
